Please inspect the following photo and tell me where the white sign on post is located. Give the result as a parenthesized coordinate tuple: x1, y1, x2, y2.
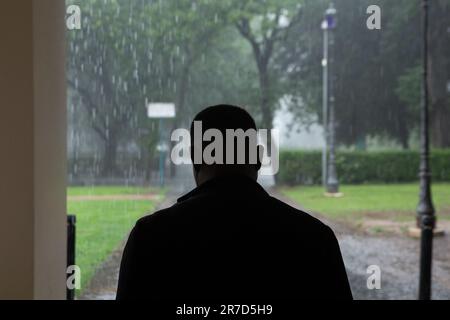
(147, 103, 176, 119)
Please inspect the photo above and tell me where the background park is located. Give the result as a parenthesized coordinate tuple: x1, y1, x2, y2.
(66, 0, 450, 299)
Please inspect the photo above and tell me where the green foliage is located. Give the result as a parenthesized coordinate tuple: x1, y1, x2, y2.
(67, 0, 450, 177)
(280, 0, 450, 148)
(278, 149, 450, 185)
(67, 0, 162, 174)
(228, 0, 305, 127)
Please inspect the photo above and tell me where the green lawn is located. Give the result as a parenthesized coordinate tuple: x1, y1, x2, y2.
(67, 186, 165, 294)
(281, 183, 450, 222)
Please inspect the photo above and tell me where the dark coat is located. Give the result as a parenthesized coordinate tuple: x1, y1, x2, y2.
(116, 175, 353, 300)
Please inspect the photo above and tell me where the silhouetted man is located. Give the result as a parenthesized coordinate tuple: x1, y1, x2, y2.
(116, 105, 352, 300)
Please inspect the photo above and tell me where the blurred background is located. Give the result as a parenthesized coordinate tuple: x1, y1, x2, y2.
(65, 0, 450, 299)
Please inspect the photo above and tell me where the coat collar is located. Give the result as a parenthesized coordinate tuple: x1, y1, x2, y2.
(177, 174, 268, 203)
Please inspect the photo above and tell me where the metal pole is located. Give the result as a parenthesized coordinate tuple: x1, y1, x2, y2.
(417, 0, 435, 301)
(322, 24, 329, 188)
(67, 215, 76, 300)
(326, 17, 339, 194)
(159, 118, 165, 187)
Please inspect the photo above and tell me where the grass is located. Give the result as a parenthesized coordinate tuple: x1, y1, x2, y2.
(67, 186, 165, 295)
(281, 183, 450, 222)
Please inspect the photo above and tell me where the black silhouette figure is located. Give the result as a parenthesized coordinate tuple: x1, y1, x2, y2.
(116, 105, 353, 300)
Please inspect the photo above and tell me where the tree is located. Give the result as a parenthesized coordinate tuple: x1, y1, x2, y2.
(67, 0, 159, 176)
(145, 0, 232, 126)
(67, 0, 262, 178)
(395, 64, 421, 135)
(428, 0, 450, 147)
(229, 0, 304, 130)
(277, 0, 426, 148)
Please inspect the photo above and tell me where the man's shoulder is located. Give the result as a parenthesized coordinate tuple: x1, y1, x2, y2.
(133, 199, 204, 231)
(134, 193, 332, 235)
(265, 195, 332, 233)
(134, 206, 177, 230)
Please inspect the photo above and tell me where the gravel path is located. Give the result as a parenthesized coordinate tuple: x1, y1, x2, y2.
(339, 232, 450, 299)
(274, 192, 450, 300)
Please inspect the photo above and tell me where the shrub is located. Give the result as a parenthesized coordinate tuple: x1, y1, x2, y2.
(277, 149, 450, 185)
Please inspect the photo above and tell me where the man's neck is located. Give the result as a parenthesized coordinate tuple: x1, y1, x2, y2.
(196, 168, 256, 187)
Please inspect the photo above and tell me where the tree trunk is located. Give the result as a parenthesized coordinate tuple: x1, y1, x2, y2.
(102, 135, 118, 177)
(258, 64, 276, 162)
(400, 133, 410, 150)
(428, 2, 450, 148)
(258, 64, 273, 129)
(170, 63, 191, 178)
(398, 117, 410, 150)
(431, 99, 450, 148)
(257, 63, 279, 182)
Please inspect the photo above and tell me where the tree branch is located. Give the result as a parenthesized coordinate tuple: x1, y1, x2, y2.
(236, 18, 262, 60)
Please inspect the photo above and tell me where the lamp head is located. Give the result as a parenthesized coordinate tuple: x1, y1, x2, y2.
(325, 3, 337, 29)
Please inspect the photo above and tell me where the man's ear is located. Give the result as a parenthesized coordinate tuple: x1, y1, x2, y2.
(255, 144, 264, 171)
(190, 145, 194, 164)
(190, 145, 202, 173)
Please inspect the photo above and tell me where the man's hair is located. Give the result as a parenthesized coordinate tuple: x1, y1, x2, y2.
(190, 104, 259, 170)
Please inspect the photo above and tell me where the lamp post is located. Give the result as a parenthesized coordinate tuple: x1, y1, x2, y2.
(417, 0, 435, 301)
(321, 19, 329, 188)
(157, 119, 168, 187)
(147, 103, 176, 187)
(324, 3, 339, 194)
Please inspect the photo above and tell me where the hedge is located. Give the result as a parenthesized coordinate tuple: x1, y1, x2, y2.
(277, 149, 450, 185)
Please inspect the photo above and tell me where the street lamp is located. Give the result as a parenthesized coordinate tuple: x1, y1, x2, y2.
(417, 0, 436, 301)
(325, 4, 337, 29)
(323, 3, 339, 195)
(321, 18, 329, 188)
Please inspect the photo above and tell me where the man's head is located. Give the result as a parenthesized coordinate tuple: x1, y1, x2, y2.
(190, 104, 262, 186)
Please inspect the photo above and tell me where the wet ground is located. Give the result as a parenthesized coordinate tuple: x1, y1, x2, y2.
(79, 171, 450, 300)
(277, 193, 450, 300)
(340, 232, 450, 299)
